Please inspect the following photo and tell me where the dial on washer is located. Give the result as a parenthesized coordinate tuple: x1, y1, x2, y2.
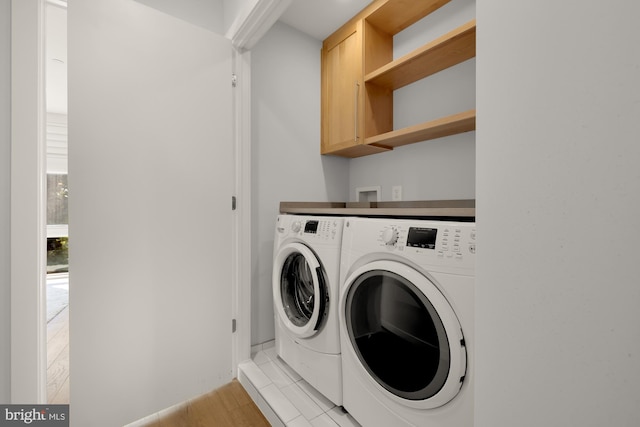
(382, 227, 399, 246)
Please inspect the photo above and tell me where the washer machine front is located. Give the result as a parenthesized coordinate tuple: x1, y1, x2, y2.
(339, 217, 475, 427)
(273, 214, 344, 405)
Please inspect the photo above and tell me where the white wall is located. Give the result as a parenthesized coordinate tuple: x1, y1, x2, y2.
(349, 0, 476, 201)
(250, 21, 349, 345)
(349, 131, 475, 201)
(476, 1, 640, 425)
(0, 0, 11, 404)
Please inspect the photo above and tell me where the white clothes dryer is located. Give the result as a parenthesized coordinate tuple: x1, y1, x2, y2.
(339, 217, 476, 427)
(273, 214, 344, 406)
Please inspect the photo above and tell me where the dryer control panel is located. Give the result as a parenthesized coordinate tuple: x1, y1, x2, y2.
(365, 219, 476, 269)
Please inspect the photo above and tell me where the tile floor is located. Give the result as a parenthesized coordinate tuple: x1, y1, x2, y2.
(239, 341, 361, 427)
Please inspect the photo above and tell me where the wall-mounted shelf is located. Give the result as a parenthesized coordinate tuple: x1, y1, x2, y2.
(366, 109, 476, 148)
(365, 19, 476, 90)
(366, 0, 449, 34)
(321, 0, 476, 158)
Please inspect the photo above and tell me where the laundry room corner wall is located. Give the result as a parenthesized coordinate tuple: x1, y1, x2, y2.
(250, 21, 349, 346)
(0, 0, 11, 404)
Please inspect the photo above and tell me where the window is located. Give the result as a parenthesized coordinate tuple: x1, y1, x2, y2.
(47, 173, 68, 273)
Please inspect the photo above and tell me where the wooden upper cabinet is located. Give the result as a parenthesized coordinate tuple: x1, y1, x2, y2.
(321, 21, 389, 157)
(320, 0, 476, 158)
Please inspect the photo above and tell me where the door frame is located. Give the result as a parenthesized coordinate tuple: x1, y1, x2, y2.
(231, 46, 252, 376)
(10, 0, 254, 403)
(11, 0, 48, 403)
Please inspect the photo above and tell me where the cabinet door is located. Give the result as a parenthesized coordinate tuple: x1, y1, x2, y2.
(321, 22, 362, 155)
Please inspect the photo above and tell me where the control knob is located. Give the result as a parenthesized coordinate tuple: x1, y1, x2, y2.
(291, 221, 302, 233)
(382, 227, 399, 246)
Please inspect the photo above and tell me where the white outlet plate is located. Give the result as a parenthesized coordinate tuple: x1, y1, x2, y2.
(392, 185, 403, 201)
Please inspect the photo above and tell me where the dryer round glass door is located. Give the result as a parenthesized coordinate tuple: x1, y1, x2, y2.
(342, 260, 466, 409)
(273, 242, 328, 338)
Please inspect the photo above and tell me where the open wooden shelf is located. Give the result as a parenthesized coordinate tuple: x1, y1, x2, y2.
(321, 0, 475, 157)
(365, 19, 476, 90)
(324, 141, 391, 159)
(366, 0, 450, 35)
(365, 109, 475, 149)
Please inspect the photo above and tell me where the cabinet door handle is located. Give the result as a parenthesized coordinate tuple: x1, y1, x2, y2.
(354, 81, 360, 142)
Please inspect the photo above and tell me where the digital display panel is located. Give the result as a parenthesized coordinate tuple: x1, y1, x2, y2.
(304, 220, 319, 234)
(407, 227, 437, 249)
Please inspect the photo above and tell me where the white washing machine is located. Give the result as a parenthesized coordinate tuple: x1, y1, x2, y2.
(272, 214, 344, 406)
(339, 217, 475, 427)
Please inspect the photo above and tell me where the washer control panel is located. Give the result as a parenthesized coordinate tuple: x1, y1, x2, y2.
(300, 219, 339, 240)
(277, 215, 342, 242)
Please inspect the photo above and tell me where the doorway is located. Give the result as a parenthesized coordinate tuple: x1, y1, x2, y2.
(45, 0, 68, 404)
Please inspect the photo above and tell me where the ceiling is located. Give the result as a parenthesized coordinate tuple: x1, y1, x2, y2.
(278, 0, 371, 40)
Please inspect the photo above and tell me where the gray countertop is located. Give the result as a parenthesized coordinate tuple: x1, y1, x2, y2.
(279, 200, 475, 218)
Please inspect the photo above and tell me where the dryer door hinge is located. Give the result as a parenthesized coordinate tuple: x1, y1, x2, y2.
(232, 318, 237, 333)
(231, 74, 237, 88)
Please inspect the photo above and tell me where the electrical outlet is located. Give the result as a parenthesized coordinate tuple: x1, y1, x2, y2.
(392, 186, 402, 201)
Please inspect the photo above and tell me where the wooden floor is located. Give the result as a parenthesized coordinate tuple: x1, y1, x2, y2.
(46, 306, 269, 426)
(47, 304, 70, 404)
(145, 379, 271, 427)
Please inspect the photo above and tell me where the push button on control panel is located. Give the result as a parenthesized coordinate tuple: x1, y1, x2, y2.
(469, 228, 476, 254)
